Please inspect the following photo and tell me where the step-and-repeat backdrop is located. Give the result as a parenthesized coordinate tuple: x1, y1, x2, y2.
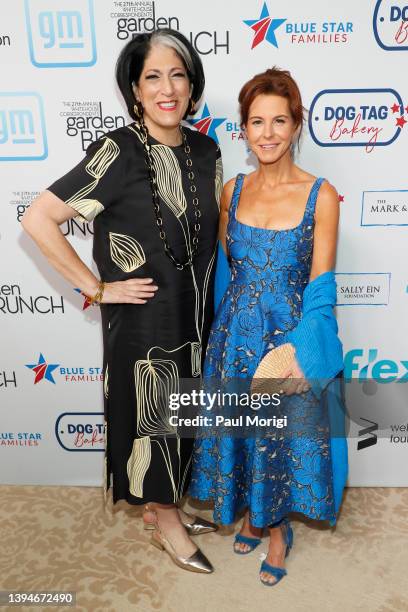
(1, 0, 407, 488)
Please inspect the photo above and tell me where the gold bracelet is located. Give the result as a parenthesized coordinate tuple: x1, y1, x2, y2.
(88, 281, 105, 306)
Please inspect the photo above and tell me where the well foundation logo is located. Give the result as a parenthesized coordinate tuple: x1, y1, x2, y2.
(24, 0, 96, 67)
(0, 283, 64, 316)
(62, 101, 126, 151)
(335, 273, 391, 306)
(309, 88, 406, 153)
(361, 190, 408, 226)
(374, 0, 408, 50)
(0, 34, 11, 47)
(0, 92, 47, 161)
(26, 353, 103, 384)
(344, 349, 408, 383)
(0, 371, 17, 389)
(0, 432, 43, 447)
(55, 412, 105, 451)
(111, 1, 230, 55)
(244, 2, 353, 48)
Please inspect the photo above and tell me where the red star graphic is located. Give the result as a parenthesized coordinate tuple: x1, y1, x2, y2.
(82, 295, 92, 310)
(338, 195, 344, 203)
(391, 103, 401, 114)
(396, 116, 407, 128)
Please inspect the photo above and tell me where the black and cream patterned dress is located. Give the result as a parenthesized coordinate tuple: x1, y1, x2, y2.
(48, 124, 222, 505)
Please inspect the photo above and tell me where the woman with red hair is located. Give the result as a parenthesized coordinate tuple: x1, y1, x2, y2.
(190, 67, 347, 586)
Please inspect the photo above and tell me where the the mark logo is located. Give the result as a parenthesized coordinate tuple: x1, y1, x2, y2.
(243, 2, 286, 49)
(187, 103, 226, 144)
(361, 190, 408, 226)
(373, 0, 408, 50)
(24, 0, 96, 67)
(0, 93, 47, 161)
(309, 88, 405, 153)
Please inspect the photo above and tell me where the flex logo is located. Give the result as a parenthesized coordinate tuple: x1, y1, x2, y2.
(0, 93, 47, 161)
(344, 349, 408, 383)
(374, 0, 408, 50)
(24, 0, 96, 67)
(309, 88, 405, 153)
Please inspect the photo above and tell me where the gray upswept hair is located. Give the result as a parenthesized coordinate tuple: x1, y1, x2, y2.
(150, 30, 195, 76)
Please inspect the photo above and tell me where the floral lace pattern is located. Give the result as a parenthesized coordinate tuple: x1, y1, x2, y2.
(189, 174, 336, 527)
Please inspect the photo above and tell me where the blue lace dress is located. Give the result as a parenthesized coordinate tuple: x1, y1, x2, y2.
(189, 174, 336, 527)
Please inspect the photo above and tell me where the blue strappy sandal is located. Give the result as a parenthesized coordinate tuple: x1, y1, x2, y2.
(259, 518, 293, 586)
(233, 532, 262, 555)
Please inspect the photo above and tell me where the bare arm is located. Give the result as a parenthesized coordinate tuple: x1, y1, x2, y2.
(309, 181, 340, 281)
(218, 178, 235, 255)
(282, 181, 340, 393)
(22, 191, 157, 304)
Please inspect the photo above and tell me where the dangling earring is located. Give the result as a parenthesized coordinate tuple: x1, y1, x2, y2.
(134, 100, 143, 121)
(189, 98, 196, 115)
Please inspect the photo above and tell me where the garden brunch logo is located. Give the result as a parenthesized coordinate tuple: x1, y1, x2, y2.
(309, 88, 406, 153)
(243, 2, 353, 48)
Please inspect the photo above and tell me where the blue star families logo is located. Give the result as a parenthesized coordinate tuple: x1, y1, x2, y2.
(309, 88, 407, 153)
(244, 2, 286, 48)
(243, 2, 354, 48)
(25, 353, 104, 384)
(24, 0, 96, 67)
(0, 92, 47, 161)
(187, 103, 226, 144)
(374, 0, 408, 50)
(26, 353, 59, 384)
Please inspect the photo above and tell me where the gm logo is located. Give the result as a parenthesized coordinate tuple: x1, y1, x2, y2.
(0, 93, 47, 161)
(309, 88, 404, 153)
(374, 0, 408, 51)
(24, 0, 96, 68)
(357, 418, 378, 450)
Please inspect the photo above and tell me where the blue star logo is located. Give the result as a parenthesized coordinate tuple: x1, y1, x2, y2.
(244, 2, 286, 49)
(187, 103, 226, 144)
(26, 353, 60, 384)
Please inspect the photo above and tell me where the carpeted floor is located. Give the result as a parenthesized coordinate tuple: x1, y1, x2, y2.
(1, 486, 407, 612)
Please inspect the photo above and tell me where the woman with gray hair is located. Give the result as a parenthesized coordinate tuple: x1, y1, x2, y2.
(22, 28, 222, 574)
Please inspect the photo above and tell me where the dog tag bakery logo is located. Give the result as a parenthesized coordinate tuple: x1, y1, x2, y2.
(56, 412, 105, 451)
(374, 0, 408, 50)
(0, 93, 47, 161)
(111, 1, 230, 55)
(335, 273, 391, 306)
(62, 101, 126, 151)
(309, 88, 406, 153)
(361, 190, 408, 226)
(24, 0, 96, 67)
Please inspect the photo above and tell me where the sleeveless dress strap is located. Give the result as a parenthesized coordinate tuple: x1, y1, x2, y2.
(229, 173, 245, 219)
(304, 177, 325, 222)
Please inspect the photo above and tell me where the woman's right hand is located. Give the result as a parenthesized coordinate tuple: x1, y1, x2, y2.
(101, 278, 158, 304)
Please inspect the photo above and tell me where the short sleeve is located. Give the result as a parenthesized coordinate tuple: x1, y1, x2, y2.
(215, 144, 223, 210)
(47, 135, 123, 222)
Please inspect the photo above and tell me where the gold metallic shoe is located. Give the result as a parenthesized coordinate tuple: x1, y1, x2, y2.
(143, 506, 218, 535)
(143, 505, 157, 531)
(150, 529, 214, 574)
(182, 514, 218, 535)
